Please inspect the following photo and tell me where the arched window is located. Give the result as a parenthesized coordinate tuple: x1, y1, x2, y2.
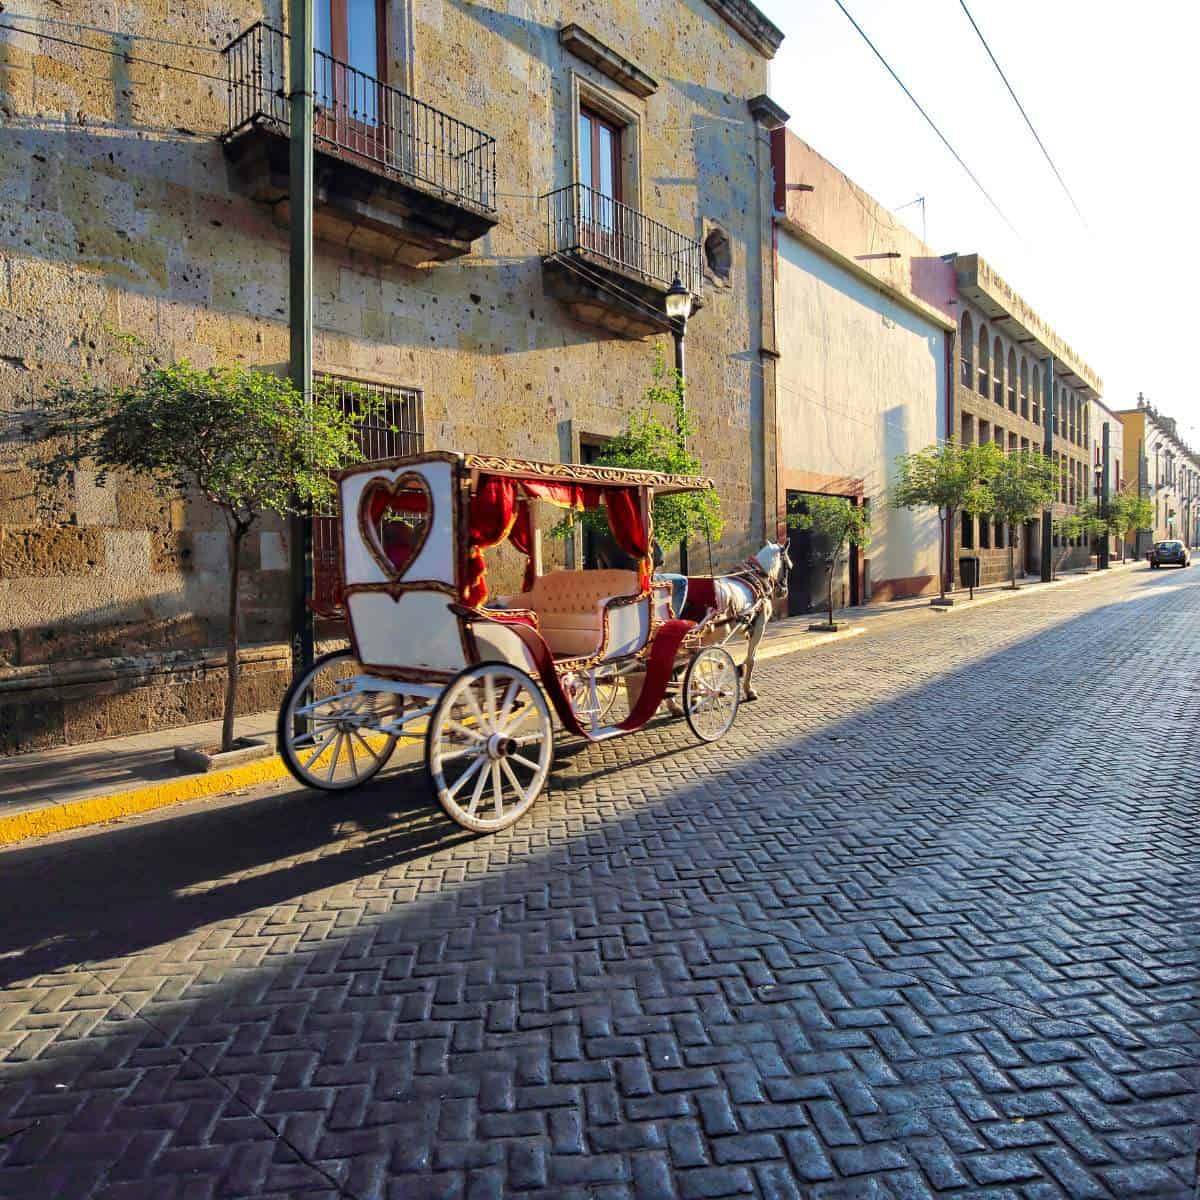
(1007, 349, 1017, 412)
(960, 312, 974, 388)
(1032, 364, 1041, 425)
(1019, 359, 1029, 419)
(1053, 385, 1060, 435)
(977, 324, 990, 395)
(993, 336, 1004, 404)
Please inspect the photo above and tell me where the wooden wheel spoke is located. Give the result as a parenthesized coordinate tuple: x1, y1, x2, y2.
(500, 758, 528, 803)
(446, 718, 485, 743)
(350, 729, 382, 761)
(326, 732, 344, 781)
(466, 758, 490, 816)
(496, 679, 519, 729)
(447, 753, 486, 801)
(510, 752, 541, 773)
(491, 762, 504, 818)
(300, 726, 339, 769)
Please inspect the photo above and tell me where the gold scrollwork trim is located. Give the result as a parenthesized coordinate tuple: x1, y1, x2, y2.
(463, 454, 713, 493)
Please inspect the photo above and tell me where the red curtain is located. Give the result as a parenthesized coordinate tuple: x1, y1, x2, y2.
(367, 488, 428, 523)
(604, 488, 652, 589)
(522, 479, 604, 511)
(463, 476, 519, 606)
(465, 477, 651, 603)
(509, 500, 536, 592)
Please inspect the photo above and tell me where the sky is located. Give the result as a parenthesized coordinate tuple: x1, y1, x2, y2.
(755, 0, 1200, 443)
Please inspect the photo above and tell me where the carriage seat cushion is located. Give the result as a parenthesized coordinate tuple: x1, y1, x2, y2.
(502, 569, 641, 658)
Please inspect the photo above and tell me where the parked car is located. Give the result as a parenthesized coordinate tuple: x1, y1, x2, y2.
(1149, 540, 1190, 568)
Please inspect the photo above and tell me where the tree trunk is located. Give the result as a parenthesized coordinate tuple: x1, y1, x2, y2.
(939, 511, 949, 600)
(1008, 536, 1016, 589)
(827, 561, 835, 627)
(221, 524, 246, 754)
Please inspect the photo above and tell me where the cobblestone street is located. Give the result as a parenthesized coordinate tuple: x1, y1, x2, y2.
(1, 566, 1197, 1199)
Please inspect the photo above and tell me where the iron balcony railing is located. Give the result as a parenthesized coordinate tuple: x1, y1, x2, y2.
(223, 22, 496, 213)
(542, 183, 703, 297)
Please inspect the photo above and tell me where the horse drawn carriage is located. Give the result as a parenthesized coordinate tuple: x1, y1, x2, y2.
(277, 451, 788, 832)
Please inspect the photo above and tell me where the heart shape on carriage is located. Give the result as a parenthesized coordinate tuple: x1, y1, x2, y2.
(358, 471, 434, 582)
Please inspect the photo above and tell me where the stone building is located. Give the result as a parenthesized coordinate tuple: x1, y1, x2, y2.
(0, 0, 785, 754)
(1089, 397, 1126, 561)
(951, 254, 1101, 585)
(770, 129, 955, 611)
(1113, 396, 1200, 555)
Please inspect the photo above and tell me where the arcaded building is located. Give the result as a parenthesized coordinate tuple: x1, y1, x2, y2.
(0, 0, 785, 753)
(951, 254, 1102, 585)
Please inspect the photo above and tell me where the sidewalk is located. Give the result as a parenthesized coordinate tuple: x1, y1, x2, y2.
(0, 560, 1141, 847)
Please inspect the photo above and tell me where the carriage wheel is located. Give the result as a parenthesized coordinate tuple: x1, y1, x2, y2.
(277, 650, 397, 791)
(426, 662, 553, 833)
(564, 664, 621, 726)
(682, 647, 740, 743)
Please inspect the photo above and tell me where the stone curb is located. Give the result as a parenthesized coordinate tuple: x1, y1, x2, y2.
(0, 565, 1143, 848)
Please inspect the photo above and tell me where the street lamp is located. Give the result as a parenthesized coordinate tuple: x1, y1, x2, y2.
(665, 274, 691, 572)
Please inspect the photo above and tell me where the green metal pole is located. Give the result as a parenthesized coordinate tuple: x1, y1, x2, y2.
(1040, 356, 1054, 582)
(1100, 421, 1110, 569)
(288, 0, 315, 679)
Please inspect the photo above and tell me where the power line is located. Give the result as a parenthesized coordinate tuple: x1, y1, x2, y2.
(0, 12, 222, 54)
(0, 21, 227, 86)
(828, 0, 1021, 240)
(956, 0, 1087, 229)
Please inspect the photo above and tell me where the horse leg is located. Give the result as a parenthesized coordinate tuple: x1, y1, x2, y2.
(742, 602, 769, 701)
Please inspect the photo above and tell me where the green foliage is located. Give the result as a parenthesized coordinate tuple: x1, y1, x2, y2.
(786, 494, 871, 556)
(1073, 499, 1112, 541)
(786, 494, 871, 624)
(554, 348, 722, 548)
(890, 439, 1001, 520)
(982, 448, 1058, 527)
(32, 360, 368, 529)
(1052, 511, 1086, 542)
(1111, 486, 1154, 537)
(32, 357, 374, 752)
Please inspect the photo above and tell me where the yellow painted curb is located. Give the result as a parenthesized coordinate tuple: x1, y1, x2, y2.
(0, 753, 295, 848)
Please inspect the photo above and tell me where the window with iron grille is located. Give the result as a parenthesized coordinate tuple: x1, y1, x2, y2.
(313, 376, 424, 618)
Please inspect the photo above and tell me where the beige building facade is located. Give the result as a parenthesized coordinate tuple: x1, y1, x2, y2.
(1113, 399, 1200, 555)
(770, 131, 955, 610)
(0, 0, 785, 753)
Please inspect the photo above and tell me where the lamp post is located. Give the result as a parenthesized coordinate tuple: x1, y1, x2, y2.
(665, 274, 691, 573)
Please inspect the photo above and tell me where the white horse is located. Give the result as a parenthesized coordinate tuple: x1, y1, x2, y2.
(666, 540, 792, 703)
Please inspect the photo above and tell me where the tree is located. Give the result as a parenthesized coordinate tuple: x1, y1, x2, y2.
(33, 361, 371, 753)
(1111, 487, 1154, 560)
(787, 494, 871, 627)
(556, 348, 722, 551)
(890, 440, 1000, 601)
(981, 449, 1058, 588)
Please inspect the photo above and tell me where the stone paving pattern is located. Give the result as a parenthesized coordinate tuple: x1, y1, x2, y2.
(0, 567, 1197, 1198)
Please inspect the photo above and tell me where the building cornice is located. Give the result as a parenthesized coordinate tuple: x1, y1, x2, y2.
(776, 214, 955, 333)
(559, 25, 658, 98)
(702, 0, 784, 58)
(953, 253, 1103, 397)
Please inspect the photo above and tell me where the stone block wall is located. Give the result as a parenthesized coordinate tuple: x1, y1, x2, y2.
(0, 0, 777, 753)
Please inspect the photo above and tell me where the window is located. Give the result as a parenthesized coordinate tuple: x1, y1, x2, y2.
(993, 337, 1004, 404)
(315, 0, 385, 127)
(703, 226, 732, 285)
(313, 376, 423, 617)
(1032, 365, 1041, 425)
(979, 516, 991, 549)
(1007, 349, 1017, 412)
(579, 106, 622, 204)
(962, 511, 974, 548)
(978, 325, 990, 395)
(961, 413, 973, 444)
(1019, 359, 1028, 419)
(960, 313, 974, 388)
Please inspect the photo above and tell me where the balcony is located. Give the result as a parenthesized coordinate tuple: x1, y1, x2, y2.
(222, 23, 498, 265)
(541, 184, 703, 338)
